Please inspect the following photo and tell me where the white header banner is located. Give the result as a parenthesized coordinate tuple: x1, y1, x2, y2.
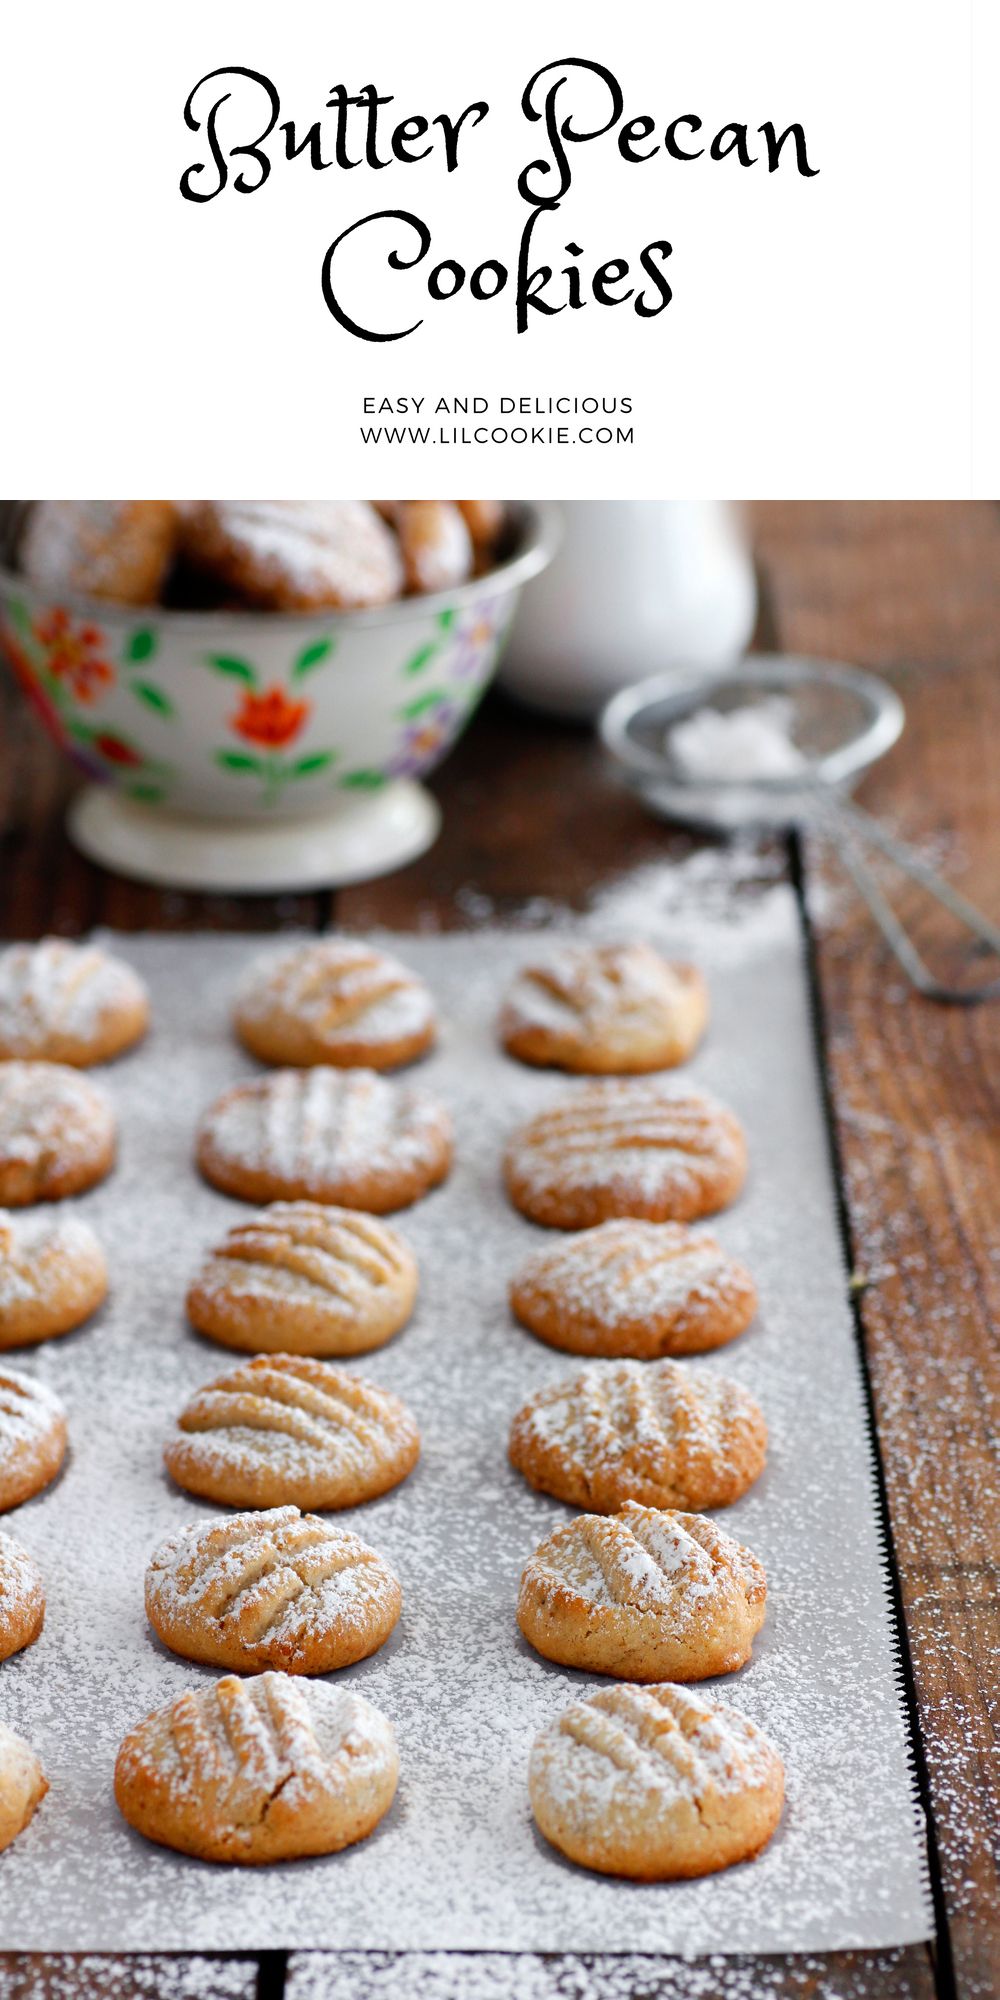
(2, 0, 989, 496)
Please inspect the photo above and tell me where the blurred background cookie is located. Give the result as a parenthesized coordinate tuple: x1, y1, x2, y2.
(0, 938, 148, 1065)
(19, 501, 178, 606)
(0, 1209, 107, 1348)
(0, 1062, 115, 1206)
(234, 939, 436, 1070)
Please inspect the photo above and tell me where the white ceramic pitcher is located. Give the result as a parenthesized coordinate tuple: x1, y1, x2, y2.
(501, 501, 758, 719)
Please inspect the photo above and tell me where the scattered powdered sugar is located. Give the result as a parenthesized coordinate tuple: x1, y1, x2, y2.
(0, 910, 929, 1956)
(669, 698, 809, 783)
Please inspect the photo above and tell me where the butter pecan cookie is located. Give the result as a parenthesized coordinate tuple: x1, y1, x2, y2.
(20, 500, 178, 605)
(186, 1203, 417, 1357)
(393, 501, 473, 594)
(0, 1721, 48, 1853)
(509, 1358, 766, 1513)
(0, 1062, 116, 1207)
(146, 1506, 401, 1674)
(165, 1354, 420, 1510)
(196, 1067, 452, 1212)
(233, 939, 436, 1070)
(0, 938, 149, 1066)
(529, 1682, 783, 1879)
(517, 1501, 766, 1681)
(510, 1219, 757, 1359)
(181, 501, 404, 611)
(0, 1530, 45, 1660)
(0, 1209, 108, 1349)
(114, 1672, 398, 1865)
(0, 1368, 68, 1512)
(504, 1079, 746, 1229)
(500, 942, 707, 1074)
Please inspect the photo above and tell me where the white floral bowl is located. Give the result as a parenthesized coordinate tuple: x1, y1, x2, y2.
(0, 503, 559, 889)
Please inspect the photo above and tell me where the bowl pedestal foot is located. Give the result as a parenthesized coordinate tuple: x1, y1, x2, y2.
(67, 782, 441, 892)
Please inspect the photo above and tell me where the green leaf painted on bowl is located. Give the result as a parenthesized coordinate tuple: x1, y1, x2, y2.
(399, 689, 450, 720)
(437, 607, 457, 631)
(205, 654, 257, 684)
(131, 681, 174, 718)
(125, 628, 157, 664)
(5, 597, 32, 638)
(125, 781, 167, 804)
(402, 640, 439, 677)
(292, 638, 336, 679)
(65, 717, 97, 746)
(215, 749, 265, 774)
(289, 751, 336, 777)
(340, 769, 387, 789)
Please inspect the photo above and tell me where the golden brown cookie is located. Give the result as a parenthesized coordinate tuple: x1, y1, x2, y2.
(394, 501, 473, 594)
(0, 1209, 108, 1349)
(0, 938, 149, 1066)
(19, 500, 178, 605)
(165, 1354, 420, 1511)
(0, 1062, 116, 1207)
(0, 1530, 45, 1661)
(508, 1358, 766, 1513)
(529, 1682, 784, 1879)
(186, 1202, 417, 1358)
(457, 500, 506, 554)
(517, 1501, 766, 1681)
(0, 1721, 48, 1853)
(181, 501, 404, 611)
(500, 943, 708, 1074)
(234, 940, 437, 1070)
(504, 1080, 746, 1230)
(510, 1219, 757, 1359)
(196, 1067, 452, 1213)
(0, 1367, 68, 1512)
(145, 1506, 401, 1674)
(114, 1671, 398, 1865)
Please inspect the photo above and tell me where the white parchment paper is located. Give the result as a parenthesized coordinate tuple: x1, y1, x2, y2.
(0, 891, 932, 1953)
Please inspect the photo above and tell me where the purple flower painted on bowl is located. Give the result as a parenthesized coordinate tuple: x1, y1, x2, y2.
(386, 704, 463, 777)
(448, 601, 505, 681)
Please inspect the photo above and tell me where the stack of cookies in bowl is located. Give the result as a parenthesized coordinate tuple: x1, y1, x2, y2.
(0, 929, 782, 1883)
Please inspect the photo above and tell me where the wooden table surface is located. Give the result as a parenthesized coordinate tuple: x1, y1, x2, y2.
(0, 501, 997, 2000)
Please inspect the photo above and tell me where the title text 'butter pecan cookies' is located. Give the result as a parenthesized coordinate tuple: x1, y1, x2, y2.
(234, 939, 437, 1071)
(165, 1354, 420, 1511)
(0, 1063, 116, 1207)
(146, 1507, 401, 1674)
(187, 1203, 417, 1358)
(114, 1672, 398, 1865)
(0, 938, 149, 1066)
(509, 1359, 766, 1513)
(181, 501, 405, 611)
(504, 1080, 746, 1230)
(0, 1369, 68, 1513)
(0, 1209, 108, 1350)
(0, 1530, 45, 1661)
(517, 1502, 766, 1681)
(528, 1682, 784, 1879)
(501, 942, 708, 1074)
(196, 1068, 452, 1213)
(510, 1219, 757, 1359)
(0, 1721, 48, 1854)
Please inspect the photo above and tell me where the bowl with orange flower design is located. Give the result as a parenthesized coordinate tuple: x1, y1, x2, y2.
(0, 503, 559, 889)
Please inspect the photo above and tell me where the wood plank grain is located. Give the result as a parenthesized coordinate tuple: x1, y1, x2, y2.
(752, 499, 1000, 2000)
(0, 1957, 260, 2000)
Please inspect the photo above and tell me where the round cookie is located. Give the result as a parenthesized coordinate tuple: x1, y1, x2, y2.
(508, 1358, 766, 1514)
(0, 1209, 108, 1349)
(0, 1368, 68, 1513)
(504, 1079, 746, 1230)
(517, 1502, 766, 1681)
(510, 1219, 757, 1359)
(0, 1530, 45, 1661)
(181, 501, 404, 611)
(233, 940, 437, 1071)
(186, 1202, 417, 1358)
(114, 1671, 398, 1865)
(145, 1506, 401, 1674)
(0, 938, 149, 1066)
(165, 1353, 420, 1511)
(528, 1682, 784, 1879)
(0, 1062, 116, 1207)
(19, 500, 177, 606)
(394, 501, 473, 594)
(500, 942, 708, 1074)
(196, 1067, 452, 1213)
(0, 1721, 48, 1853)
